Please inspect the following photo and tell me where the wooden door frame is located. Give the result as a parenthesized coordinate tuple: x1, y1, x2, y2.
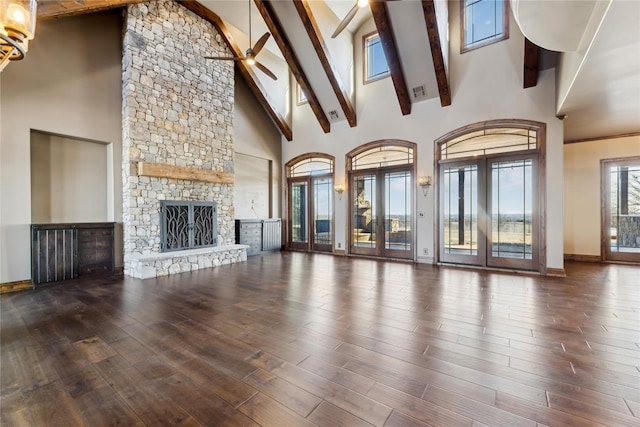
(434, 119, 547, 274)
(287, 177, 311, 251)
(601, 156, 640, 263)
(438, 157, 486, 266)
(345, 140, 417, 260)
(284, 153, 335, 253)
(486, 153, 540, 270)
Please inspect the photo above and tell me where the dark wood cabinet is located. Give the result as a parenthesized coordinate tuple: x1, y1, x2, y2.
(31, 222, 115, 286)
(235, 219, 281, 256)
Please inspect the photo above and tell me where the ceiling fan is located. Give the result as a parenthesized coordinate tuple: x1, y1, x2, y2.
(332, 0, 369, 38)
(205, 2, 277, 80)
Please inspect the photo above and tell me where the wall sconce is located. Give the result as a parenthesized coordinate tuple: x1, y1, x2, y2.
(418, 175, 432, 196)
(0, 0, 37, 71)
(334, 183, 344, 199)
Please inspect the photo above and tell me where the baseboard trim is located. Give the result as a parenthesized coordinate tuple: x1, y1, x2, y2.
(546, 268, 566, 277)
(334, 249, 347, 256)
(564, 254, 602, 263)
(0, 280, 33, 294)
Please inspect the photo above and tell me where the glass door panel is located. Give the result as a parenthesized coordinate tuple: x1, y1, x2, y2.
(604, 159, 640, 263)
(312, 177, 333, 252)
(351, 174, 377, 255)
(440, 162, 481, 265)
(290, 180, 308, 250)
(488, 157, 537, 269)
(384, 171, 412, 257)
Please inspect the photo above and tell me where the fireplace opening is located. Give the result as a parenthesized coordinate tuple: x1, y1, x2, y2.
(160, 201, 217, 252)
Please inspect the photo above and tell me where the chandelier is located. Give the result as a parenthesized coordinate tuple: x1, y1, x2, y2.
(0, 0, 37, 71)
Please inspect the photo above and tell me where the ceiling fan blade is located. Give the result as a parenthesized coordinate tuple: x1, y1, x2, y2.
(331, 2, 359, 38)
(255, 61, 278, 80)
(252, 32, 271, 57)
(204, 56, 243, 61)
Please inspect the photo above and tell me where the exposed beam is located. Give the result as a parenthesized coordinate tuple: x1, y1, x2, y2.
(370, 0, 411, 116)
(421, 0, 451, 107)
(255, 0, 330, 134)
(293, 0, 356, 127)
(523, 38, 540, 88)
(177, 0, 292, 141)
(38, 0, 147, 19)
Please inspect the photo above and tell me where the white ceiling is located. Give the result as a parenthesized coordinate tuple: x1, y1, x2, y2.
(557, 0, 640, 141)
(199, 0, 639, 142)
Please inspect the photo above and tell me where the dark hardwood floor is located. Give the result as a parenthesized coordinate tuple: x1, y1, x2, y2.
(1, 252, 639, 426)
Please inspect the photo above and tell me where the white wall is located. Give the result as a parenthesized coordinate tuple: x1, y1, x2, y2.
(31, 132, 109, 223)
(564, 135, 640, 256)
(234, 72, 282, 219)
(0, 12, 123, 282)
(283, 1, 564, 270)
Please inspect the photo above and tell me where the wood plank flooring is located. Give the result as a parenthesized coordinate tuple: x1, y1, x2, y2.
(1, 252, 639, 426)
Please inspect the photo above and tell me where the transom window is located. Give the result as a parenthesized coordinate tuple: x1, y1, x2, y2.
(287, 156, 333, 177)
(461, 0, 509, 52)
(440, 127, 537, 160)
(364, 32, 389, 83)
(350, 144, 413, 171)
(436, 120, 546, 273)
(285, 154, 335, 253)
(347, 141, 416, 260)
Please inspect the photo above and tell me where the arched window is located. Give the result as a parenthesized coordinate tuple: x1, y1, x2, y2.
(285, 153, 335, 253)
(435, 120, 546, 272)
(346, 141, 416, 259)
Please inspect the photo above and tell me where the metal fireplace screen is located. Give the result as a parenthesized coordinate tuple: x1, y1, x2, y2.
(160, 201, 217, 252)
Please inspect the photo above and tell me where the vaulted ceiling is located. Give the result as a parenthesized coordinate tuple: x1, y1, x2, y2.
(37, 0, 640, 142)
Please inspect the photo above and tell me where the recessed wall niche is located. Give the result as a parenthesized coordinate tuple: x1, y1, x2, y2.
(30, 131, 109, 223)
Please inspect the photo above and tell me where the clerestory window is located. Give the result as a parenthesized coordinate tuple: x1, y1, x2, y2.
(461, 0, 509, 52)
(364, 32, 389, 83)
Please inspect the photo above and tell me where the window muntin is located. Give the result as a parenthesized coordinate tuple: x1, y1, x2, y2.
(351, 144, 414, 171)
(462, 0, 509, 52)
(347, 141, 416, 260)
(287, 156, 333, 178)
(440, 127, 537, 160)
(364, 32, 389, 82)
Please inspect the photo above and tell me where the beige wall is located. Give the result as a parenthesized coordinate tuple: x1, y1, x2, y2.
(283, 3, 564, 269)
(31, 132, 109, 223)
(0, 12, 122, 282)
(234, 73, 282, 219)
(563, 135, 640, 256)
(0, 10, 282, 282)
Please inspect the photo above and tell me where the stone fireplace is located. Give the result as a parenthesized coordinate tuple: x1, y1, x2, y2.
(121, 0, 246, 279)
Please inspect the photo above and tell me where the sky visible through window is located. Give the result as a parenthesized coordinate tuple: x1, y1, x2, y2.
(366, 34, 389, 81)
(464, 0, 504, 48)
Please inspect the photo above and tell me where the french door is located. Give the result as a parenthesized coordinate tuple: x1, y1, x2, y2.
(350, 167, 413, 259)
(440, 154, 539, 270)
(288, 176, 333, 252)
(603, 158, 640, 263)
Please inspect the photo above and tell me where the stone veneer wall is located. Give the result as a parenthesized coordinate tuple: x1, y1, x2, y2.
(122, 0, 243, 278)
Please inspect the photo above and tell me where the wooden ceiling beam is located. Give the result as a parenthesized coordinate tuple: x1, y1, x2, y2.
(38, 0, 147, 19)
(293, 0, 356, 127)
(177, 0, 292, 141)
(255, 0, 330, 134)
(524, 38, 540, 88)
(421, 0, 451, 107)
(370, 0, 411, 116)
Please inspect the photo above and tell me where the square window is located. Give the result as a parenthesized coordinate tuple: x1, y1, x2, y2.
(364, 32, 389, 83)
(461, 0, 509, 52)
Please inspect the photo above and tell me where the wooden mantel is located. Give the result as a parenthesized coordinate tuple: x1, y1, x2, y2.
(137, 162, 234, 184)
